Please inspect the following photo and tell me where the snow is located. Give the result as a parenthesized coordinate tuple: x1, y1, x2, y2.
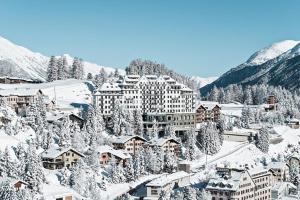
(0, 79, 93, 109)
(146, 171, 189, 187)
(0, 36, 124, 81)
(190, 76, 218, 88)
(246, 40, 300, 65)
(41, 146, 85, 159)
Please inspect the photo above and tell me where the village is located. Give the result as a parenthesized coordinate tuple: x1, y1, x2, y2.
(0, 70, 300, 200)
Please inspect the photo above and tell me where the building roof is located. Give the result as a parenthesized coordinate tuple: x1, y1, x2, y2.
(41, 146, 85, 159)
(112, 135, 148, 144)
(146, 171, 189, 187)
(0, 88, 42, 97)
(272, 182, 297, 192)
(0, 176, 28, 186)
(206, 170, 248, 191)
(149, 137, 179, 147)
(267, 162, 288, 170)
(96, 145, 131, 160)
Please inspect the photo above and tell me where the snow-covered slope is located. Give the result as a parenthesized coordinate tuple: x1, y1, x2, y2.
(0, 36, 124, 81)
(191, 76, 218, 88)
(246, 40, 300, 65)
(201, 39, 300, 94)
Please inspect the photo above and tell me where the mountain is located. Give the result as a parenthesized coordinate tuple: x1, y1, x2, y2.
(190, 76, 218, 88)
(201, 40, 300, 94)
(0, 36, 123, 81)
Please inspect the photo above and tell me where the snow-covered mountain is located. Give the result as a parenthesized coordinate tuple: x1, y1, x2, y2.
(190, 76, 218, 88)
(0, 36, 123, 81)
(201, 39, 300, 94)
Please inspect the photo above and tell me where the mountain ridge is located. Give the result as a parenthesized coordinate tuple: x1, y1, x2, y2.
(0, 36, 123, 81)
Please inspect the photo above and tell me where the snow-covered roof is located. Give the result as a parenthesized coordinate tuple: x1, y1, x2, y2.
(41, 146, 85, 159)
(96, 145, 131, 160)
(0, 88, 42, 96)
(146, 171, 189, 187)
(112, 135, 148, 144)
(206, 170, 246, 191)
(286, 118, 300, 123)
(267, 162, 288, 170)
(149, 137, 179, 147)
(99, 82, 121, 91)
(42, 184, 87, 200)
(196, 101, 220, 110)
(46, 112, 83, 122)
(272, 182, 297, 192)
(0, 176, 28, 186)
(248, 166, 272, 177)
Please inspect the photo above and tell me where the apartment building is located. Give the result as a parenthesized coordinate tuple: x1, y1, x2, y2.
(206, 168, 255, 200)
(149, 137, 180, 156)
(195, 102, 221, 123)
(0, 88, 44, 115)
(112, 135, 147, 155)
(267, 162, 289, 182)
(249, 166, 274, 200)
(41, 147, 85, 170)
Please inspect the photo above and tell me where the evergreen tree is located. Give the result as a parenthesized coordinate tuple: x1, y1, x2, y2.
(22, 143, 45, 192)
(132, 109, 143, 136)
(256, 127, 269, 153)
(47, 56, 58, 82)
(197, 122, 222, 155)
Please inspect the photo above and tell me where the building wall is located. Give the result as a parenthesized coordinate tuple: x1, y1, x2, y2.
(113, 137, 145, 155)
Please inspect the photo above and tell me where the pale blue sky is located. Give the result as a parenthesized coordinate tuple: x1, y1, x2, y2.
(0, 0, 299, 76)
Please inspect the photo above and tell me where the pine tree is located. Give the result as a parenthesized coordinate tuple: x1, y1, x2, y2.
(132, 109, 143, 136)
(1, 147, 18, 178)
(164, 151, 177, 173)
(289, 162, 299, 185)
(256, 127, 269, 153)
(182, 186, 197, 200)
(23, 143, 45, 192)
(47, 56, 58, 82)
(69, 159, 87, 195)
(87, 73, 93, 80)
(185, 128, 197, 161)
(197, 122, 222, 155)
(125, 157, 135, 182)
(158, 190, 170, 200)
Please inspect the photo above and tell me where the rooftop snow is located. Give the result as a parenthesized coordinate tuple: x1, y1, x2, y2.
(146, 171, 189, 187)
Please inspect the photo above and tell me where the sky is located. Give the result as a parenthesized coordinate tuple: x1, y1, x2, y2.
(0, 0, 300, 77)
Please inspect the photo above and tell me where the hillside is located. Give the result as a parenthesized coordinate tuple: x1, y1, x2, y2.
(201, 40, 300, 94)
(0, 36, 124, 81)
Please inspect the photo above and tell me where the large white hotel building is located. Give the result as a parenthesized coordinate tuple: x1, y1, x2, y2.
(93, 75, 196, 133)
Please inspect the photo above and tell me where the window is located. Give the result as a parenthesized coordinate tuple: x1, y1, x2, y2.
(151, 189, 158, 195)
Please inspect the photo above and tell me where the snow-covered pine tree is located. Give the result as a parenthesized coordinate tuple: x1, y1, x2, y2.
(289, 161, 299, 185)
(185, 128, 197, 161)
(125, 157, 135, 182)
(87, 73, 93, 80)
(47, 56, 58, 82)
(197, 122, 222, 155)
(1, 147, 18, 178)
(132, 109, 143, 136)
(241, 105, 250, 129)
(78, 58, 85, 80)
(182, 186, 197, 200)
(69, 159, 87, 195)
(23, 143, 45, 192)
(164, 151, 177, 173)
(71, 122, 86, 151)
(71, 57, 80, 79)
(256, 127, 269, 153)
(158, 190, 170, 200)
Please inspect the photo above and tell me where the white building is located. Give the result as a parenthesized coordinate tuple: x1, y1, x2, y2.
(145, 171, 190, 199)
(93, 75, 195, 115)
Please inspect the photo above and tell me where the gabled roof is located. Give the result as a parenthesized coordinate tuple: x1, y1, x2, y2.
(41, 147, 85, 159)
(112, 135, 148, 144)
(0, 176, 28, 186)
(149, 137, 180, 147)
(96, 145, 131, 160)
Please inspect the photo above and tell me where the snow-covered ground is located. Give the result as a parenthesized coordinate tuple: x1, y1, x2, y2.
(0, 79, 94, 109)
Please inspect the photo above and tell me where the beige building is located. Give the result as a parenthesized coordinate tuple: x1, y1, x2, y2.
(149, 137, 180, 156)
(41, 147, 85, 170)
(267, 162, 289, 182)
(0, 177, 28, 191)
(112, 135, 147, 155)
(249, 166, 275, 200)
(0, 88, 44, 115)
(206, 168, 255, 200)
